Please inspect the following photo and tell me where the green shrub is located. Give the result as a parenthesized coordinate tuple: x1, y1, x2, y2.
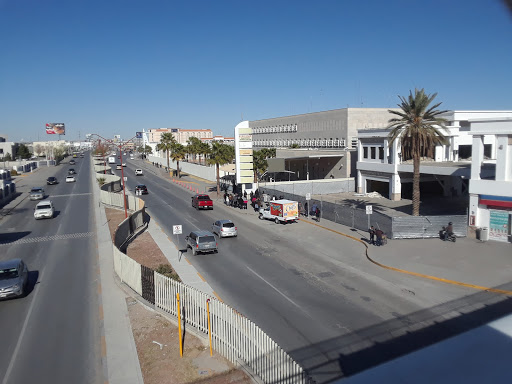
(97, 177, 106, 185)
(155, 264, 182, 282)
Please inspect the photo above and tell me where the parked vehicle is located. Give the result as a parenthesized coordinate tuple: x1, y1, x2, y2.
(0, 259, 29, 299)
(135, 184, 148, 195)
(211, 219, 237, 238)
(65, 175, 76, 183)
(258, 199, 299, 224)
(192, 194, 213, 210)
(29, 187, 45, 201)
(46, 177, 58, 185)
(34, 200, 54, 219)
(108, 156, 116, 164)
(135, 169, 143, 176)
(185, 231, 218, 255)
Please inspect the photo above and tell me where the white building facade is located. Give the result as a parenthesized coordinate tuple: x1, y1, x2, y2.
(468, 118, 512, 243)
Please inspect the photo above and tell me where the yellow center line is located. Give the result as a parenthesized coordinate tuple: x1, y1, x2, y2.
(197, 272, 206, 282)
(299, 218, 512, 296)
(212, 291, 223, 302)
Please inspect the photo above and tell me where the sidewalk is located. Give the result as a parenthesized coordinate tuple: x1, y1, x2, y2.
(91, 161, 144, 384)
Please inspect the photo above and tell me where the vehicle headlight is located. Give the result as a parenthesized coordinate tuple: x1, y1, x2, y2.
(12, 284, 19, 290)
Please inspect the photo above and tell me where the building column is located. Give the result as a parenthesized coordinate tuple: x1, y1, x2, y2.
(383, 139, 389, 164)
(469, 193, 480, 227)
(357, 170, 364, 194)
(390, 173, 401, 201)
(471, 135, 484, 180)
(495, 135, 509, 181)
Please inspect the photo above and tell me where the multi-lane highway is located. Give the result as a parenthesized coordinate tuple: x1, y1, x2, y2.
(116, 156, 475, 382)
(0, 154, 103, 384)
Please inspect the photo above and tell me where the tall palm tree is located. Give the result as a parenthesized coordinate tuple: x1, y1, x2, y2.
(387, 88, 448, 216)
(156, 132, 176, 171)
(187, 136, 201, 163)
(198, 142, 211, 165)
(252, 148, 276, 182)
(170, 143, 186, 178)
(207, 142, 235, 195)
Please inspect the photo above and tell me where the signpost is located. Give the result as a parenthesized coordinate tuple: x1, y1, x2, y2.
(306, 193, 311, 201)
(366, 205, 372, 229)
(173, 225, 183, 251)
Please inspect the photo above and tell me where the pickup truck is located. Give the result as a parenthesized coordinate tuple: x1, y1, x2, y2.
(192, 194, 213, 210)
(258, 199, 299, 224)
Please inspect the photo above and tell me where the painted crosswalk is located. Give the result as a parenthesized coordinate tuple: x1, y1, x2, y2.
(0, 231, 95, 246)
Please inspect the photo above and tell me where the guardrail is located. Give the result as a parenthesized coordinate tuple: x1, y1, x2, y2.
(92, 156, 313, 384)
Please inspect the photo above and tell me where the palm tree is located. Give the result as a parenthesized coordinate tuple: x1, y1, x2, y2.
(252, 148, 276, 182)
(169, 143, 186, 178)
(207, 142, 235, 195)
(187, 136, 201, 163)
(156, 132, 176, 171)
(198, 142, 211, 165)
(387, 88, 448, 216)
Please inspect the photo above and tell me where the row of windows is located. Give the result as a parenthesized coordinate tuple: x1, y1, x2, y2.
(252, 124, 298, 134)
(254, 138, 346, 148)
(363, 146, 385, 160)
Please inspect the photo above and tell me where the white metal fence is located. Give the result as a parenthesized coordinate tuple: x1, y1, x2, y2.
(92, 155, 312, 384)
(154, 273, 311, 383)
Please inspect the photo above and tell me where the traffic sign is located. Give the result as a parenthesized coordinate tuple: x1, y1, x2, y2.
(366, 205, 373, 215)
(306, 193, 311, 201)
(173, 225, 182, 235)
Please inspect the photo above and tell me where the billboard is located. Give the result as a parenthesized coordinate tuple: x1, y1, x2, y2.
(46, 123, 65, 135)
(136, 132, 142, 138)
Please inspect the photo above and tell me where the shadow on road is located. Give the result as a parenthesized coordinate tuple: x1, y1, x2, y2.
(0, 231, 32, 245)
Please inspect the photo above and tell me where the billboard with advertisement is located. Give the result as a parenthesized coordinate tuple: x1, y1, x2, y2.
(136, 132, 142, 139)
(46, 123, 65, 135)
(489, 209, 510, 242)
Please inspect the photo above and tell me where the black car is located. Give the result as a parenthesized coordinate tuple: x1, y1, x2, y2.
(135, 184, 148, 195)
(68, 168, 76, 175)
(46, 177, 58, 185)
(69, 159, 76, 165)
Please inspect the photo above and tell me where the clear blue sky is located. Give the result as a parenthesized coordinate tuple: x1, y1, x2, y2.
(1, 0, 511, 142)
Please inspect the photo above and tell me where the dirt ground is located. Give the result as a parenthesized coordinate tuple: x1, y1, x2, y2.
(105, 207, 253, 384)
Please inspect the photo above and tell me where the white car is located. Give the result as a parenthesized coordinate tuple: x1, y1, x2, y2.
(116, 164, 122, 170)
(122, 163, 127, 167)
(34, 200, 54, 220)
(65, 175, 76, 183)
(135, 169, 143, 176)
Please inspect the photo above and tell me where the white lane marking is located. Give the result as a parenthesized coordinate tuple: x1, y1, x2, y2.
(0, 232, 95, 246)
(246, 266, 312, 318)
(2, 269, 44, 384)
(49, 193, 92, 198)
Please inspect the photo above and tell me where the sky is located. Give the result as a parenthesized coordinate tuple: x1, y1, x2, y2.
(0, 0, 511, 142)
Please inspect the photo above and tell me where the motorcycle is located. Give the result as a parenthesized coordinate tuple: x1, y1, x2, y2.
(440, 227, 456, 242)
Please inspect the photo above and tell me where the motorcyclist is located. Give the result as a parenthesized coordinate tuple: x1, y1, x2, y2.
(444, 222, 454, 241)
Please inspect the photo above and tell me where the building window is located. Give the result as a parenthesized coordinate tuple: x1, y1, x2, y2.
(351, 137, 358, 148)
(371, 147, 376, 159)
(363, 147, 368, 159)
(379, 147, 384, 160)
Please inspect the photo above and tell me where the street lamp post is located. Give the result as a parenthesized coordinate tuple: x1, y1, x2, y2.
(90, 133, 139, 219)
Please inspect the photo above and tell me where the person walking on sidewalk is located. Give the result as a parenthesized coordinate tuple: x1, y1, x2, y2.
(369, 226, 375, 245)
(315, 207, 320, 222)
(375, 228, 384, 246)
(304, 201, 309, 218)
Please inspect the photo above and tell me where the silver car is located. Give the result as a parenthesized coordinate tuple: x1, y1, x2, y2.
(211, 220, 238, 238)
(29, 187, 45, 200)
(0, 259, 29, 299)
(185, 230, 218, 255)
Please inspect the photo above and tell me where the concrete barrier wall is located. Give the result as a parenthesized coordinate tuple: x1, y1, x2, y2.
(259, 179, 355, 197)
(113, 247, 142, 295)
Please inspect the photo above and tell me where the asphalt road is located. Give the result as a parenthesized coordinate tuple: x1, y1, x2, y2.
(117, 158, 480, 383)
(0, 154, 103, 384)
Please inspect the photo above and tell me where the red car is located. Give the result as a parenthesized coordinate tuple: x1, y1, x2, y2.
(191, 194, 213, 210)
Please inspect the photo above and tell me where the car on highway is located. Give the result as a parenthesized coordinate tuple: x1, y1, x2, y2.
(135, 169, 143, 176)
(29, 187, 45, 201)
(0, 259, 29, 299)
(185, 230, 218, 255)
(135, 184, 148, 195)
(34, 200, 55, 219)
(66, 175, 76, 183)
(211, 219, 238, 238)
(46, 176, 58, 185)
(191, 194, 213, 210)
(68, 168, 76, 174)
(116, 164, 122, 170)
(122, 163, 126, 167)
(69, 159, 76, 165)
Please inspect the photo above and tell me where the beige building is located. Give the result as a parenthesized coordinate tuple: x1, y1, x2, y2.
(146, 128, 213, 145)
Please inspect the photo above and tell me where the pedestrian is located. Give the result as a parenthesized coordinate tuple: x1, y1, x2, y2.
(250, 191, 254, 200)
(369, 226, 375, 245)
(243, 190, 247, 199)
(304, 201, 309, 218)
(375, 228, 384, 246)
(315, 207, 320, 222)
(229, 194, 233, 207)
(225, 194, 229, 206)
